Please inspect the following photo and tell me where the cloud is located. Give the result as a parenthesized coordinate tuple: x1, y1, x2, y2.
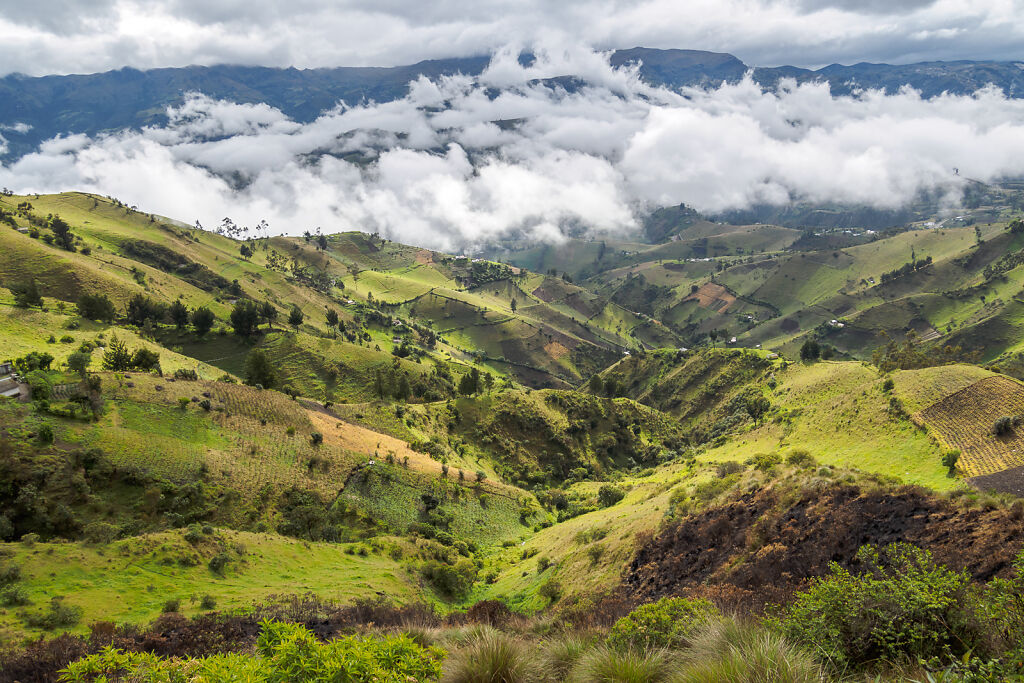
(3, 47, 1024, 251)
(0, 0, 1023, 77)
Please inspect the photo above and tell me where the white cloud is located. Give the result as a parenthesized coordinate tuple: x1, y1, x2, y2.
(0, 0, 1023, 76)
(3, 47, 1024, 250)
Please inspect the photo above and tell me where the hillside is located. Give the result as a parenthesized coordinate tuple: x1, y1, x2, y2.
(7, 192, 1024, 682)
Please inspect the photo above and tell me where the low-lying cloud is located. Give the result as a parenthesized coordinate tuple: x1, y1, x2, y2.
(3, 46, 1024, 251)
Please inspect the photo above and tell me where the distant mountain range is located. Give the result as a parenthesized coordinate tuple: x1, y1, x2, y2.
(2, 47, 1023, 160)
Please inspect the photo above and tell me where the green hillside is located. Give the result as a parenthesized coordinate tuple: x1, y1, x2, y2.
(7, 192, 1024, 682)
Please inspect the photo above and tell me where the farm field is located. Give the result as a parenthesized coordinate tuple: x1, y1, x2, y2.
(918, 375, 1024, 476)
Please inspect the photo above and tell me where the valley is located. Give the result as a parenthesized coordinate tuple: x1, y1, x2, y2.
(4, 190, 1024, 680)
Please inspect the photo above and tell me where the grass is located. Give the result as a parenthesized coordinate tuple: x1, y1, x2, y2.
(0, 529, 419, 641)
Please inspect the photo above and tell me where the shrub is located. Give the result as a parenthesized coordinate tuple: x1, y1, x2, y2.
(597, 484, 625, 507)
(572, 645, 676, 682)
(751, 451, 781, 471)
(178, 397, 190, 410)
(607, 597, 720, 652)
(715, 460, 744, 477)
(421, 558, 477, 599)
(200, 594, 217, 610)
(62, 620, 444, 681)
(162, 598, 181, 613)
(538, 577, 562, 603)
(674, 616, 824, 683)
(994, 416, 1016, 436)
(36, 423, 54, 445)
(183, 525, 203, 545)
(777, 543, 981, 667)
(310, 432, 323, 446)
(0, 584, 30, 606)
(20, 533, 39, 547)
(785, 449, 816, 467)
(21, 597, 82, 630)
(444, 630, 537, 683)
(942, 449, 960, 475)
(208, 552, 231, 575)
(537, 556, 552, 572)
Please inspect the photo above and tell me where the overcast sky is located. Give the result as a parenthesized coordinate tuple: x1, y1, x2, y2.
(0, 0, 1022, 77)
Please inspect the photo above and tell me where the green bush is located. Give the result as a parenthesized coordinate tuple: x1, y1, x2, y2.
(61, 620, 445, 681)
(162, 598, 181, 613)
(777, 544, 981, 668)
(421, 558, 477, 599)
(597, 484, 625, 507)
(0, 584, 30, 607)
(21, 597, 82, 630)
(200, 594, 217, 610)
(607, 597, 720, 652)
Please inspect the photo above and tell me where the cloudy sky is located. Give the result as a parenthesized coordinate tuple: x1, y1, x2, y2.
(2, 2, 1024, 249)
(0, 0, 1023, 76)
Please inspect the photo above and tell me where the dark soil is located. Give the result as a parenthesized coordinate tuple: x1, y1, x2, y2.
(971, 465, 1024, 496)
(626, 483, 1024, 610)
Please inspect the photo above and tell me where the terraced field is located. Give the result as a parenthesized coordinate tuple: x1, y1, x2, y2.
(919, 375, 1024, 475)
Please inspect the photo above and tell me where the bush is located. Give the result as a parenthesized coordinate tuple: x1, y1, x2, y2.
(607, 597, 720, 652)
(21, 597, 82, 630)
(36, 423, 54, 445)
(208, 552, 231, 575)
(674, 617, 824, 683)
(62, 620, 444, 681)
(421, 558, 477, 599)
(597, 484, 625, 507)
(538, 577, 562, 603)
(162, 598, 181, 613)
(994, 416, 1018, 436)
(777, 544, 981, 667)
(200, 594, 217, 610)
(20, 533, 39, 547)
(444, 630, 537, 683)
(0, 584, 30, 607)
(310, 432, 323, 446)
(785, 449, 816, 467)
(715, 460, 744, 477)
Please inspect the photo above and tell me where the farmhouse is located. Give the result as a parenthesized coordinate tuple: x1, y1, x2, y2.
(0, 361, 27, 400)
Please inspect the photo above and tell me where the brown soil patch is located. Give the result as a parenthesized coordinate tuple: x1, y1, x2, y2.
(626, 483, 1024, 610)
(918, 375, 1024, 476)
(544, 340, 570, 360)
(414, 249, 434, 265)
(685, 283, 737, 312)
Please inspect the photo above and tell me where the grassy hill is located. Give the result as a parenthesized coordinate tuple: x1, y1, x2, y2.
(7, 190, 1024, 677)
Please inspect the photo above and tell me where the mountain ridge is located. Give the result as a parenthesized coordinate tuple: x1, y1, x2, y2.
(2, 47, 1023, 160)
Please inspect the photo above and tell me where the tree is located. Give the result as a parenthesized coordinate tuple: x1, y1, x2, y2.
(258, 301, 278, 330)
(288, 305, 304, 330)
(597, 484, 625, 507)
(458, 368, 481, 396)
(325, 308, 339, 332)
(49, 215, 75, 251)
(244, 349, 276, 388)
(316, 234, 328, 251)
(126, 294, 165, 327)
(510, 298, 517, 313)
(77, 293, 115, 322)
(800, 339, 821, 361)
(1010, 219, 1024, 234)
(191, 307, 215, 337)
(588, 374, 604, 395)
(230, 301, 260, 337)
(66, 351, 91, 377)
(168, 300, 189, 329)
(239, 243, 253, 259)
(10, 280, 42, 308)
(131, 348, 161, 372)
(396, 375, 412, 402)
(483, 373, 495, 394)
(745, 395, 771, 425)
(102, 336, 132, 371)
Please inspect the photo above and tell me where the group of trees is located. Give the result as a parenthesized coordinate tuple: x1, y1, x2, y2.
(77, 293, 215, 336)
(230, 300, 304, 337)
(101, 336, 161, 373)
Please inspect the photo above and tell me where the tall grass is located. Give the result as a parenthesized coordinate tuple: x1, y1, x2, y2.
(571, 645, 677, 683)
(671, 617, 825, 683)
(443, 629, 538, 683)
